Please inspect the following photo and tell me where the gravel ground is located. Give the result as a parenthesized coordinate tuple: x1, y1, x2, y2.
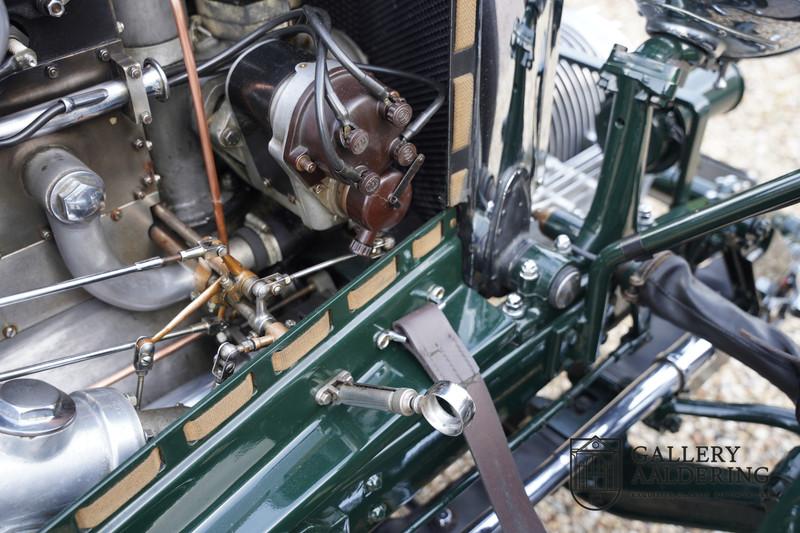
(534, 2, 800, 531)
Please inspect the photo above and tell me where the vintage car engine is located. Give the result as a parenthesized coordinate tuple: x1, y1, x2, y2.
(4, 0, 800, 531)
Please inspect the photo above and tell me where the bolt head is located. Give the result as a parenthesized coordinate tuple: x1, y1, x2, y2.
(221, 128, 241, 147)
(0, 379, 75, 436)
(52, 174, 106, 223)
(365, 474, 382, 491)
(97, 48, 110, 62)
(368, 504, 387, 524)
(2, 325, 17, 339)
(503, 292, 526, 318)
(554, 234, 572, 254)
(427, 285, 445, 303)
(45, 0, 65, 17)
(127, 64, 142, 79)
(520, 259, 539, 281)
(140, 111, 153, 125)
(45, 65, 59, 79)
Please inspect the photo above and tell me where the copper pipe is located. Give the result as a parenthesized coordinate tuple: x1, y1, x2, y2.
(152, 203, 203, 246)
(92, 331, 206, 388)
(169, 0, 228, 244)
(151, 278, 222, 342)
(149, 225, 185, 256)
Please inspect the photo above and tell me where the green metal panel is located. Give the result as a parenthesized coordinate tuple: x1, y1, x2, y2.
(45, 210, 577, 531)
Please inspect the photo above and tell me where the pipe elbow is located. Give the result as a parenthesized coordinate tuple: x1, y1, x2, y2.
(25, 147, 194, 311)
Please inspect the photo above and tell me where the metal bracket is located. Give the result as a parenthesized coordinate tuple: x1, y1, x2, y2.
(510, 17, 535, 69)
(110, 51, 153, 125)
(599, 44, 685, 106)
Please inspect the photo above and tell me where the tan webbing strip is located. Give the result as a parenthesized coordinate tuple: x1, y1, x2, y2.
(347, 259, 397, 311)
(451, 73, 474, 152)
(412, 222, 443, 259)
(75, 448, 162, 529)
(449, 168, 468, 206)
(454, 0, 477, 52)
(183, 373, 254, 442)
(272, 312, 331, 372)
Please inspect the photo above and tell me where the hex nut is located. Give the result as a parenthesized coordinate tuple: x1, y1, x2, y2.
(0, 379, 76, 436)
(49, 172, 106, 223)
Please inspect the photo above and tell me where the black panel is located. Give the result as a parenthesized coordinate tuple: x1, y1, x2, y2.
(309, 0, 452, 218)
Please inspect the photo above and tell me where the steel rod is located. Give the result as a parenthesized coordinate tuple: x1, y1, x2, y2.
(468, 337, 714, 532)
(287, 254, 356, 282)
(0, 244, 208, 309)
(0, 322, 210, 382)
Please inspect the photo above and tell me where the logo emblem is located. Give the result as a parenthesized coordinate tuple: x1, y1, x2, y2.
(570, 436, 622, 510)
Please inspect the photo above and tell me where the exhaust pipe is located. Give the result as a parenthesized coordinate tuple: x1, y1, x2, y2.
(468, 336, 715, 532)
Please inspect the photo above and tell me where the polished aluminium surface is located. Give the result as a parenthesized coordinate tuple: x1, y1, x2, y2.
(0, 384, 144, 533)
(469, 336, 715, 532)
(637, 0, 800, 58)
(0, 378, 75, 436)
(0, 61, 167, 140)
(22, 148, 198, 311)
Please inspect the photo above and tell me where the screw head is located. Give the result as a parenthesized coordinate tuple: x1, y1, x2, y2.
(127, 64, 142, 79)
(436, 508, 454, 528)
(140, 111, 153, 125)
(554, 234, 572, 254)
(374, 330, 391, 350)
(2, 325, 17, 339)
(39, 227, 52, 240)
(110, 208, 123, 221)
(97, 48, 110, 62)
(45, 65, 59, 79)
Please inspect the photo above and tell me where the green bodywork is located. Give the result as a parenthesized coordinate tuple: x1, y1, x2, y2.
(42, 25, 800, 533)
(47, 211, 583, 531)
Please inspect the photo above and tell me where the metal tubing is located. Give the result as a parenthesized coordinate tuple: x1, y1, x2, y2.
(0, 245, 204, 310)
(0, 323, 209, 382)
(92, 331, 206, 388)
(169, 0, 228, 244)
(152, 203, 203, 245)
(668, 399, 800, 435)
(581, 166, 800, 362)
(468, 336, 714, 532)
(0, 65, 166, 140)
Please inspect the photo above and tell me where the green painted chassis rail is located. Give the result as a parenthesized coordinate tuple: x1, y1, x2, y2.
(46, 210, 581, 531)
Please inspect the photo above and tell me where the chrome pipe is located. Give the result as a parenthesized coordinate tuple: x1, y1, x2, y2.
(0, 322, 209, 382)
(0, 61, 168, 140)
(468, 336, 715, 532)
(0, 244, 208, 309)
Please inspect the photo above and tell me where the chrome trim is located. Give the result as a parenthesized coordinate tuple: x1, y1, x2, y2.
(468, 336, 715, 532)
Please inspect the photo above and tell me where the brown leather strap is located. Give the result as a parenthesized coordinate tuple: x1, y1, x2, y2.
(394, 303, 546, 533)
